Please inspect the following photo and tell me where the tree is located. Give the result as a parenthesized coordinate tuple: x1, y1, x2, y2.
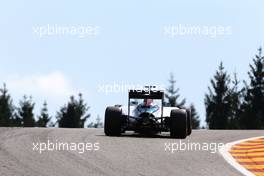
(240, 48, 264, 129)
(36, 101, 51, 127)
(87, 122, 94, 128)
(205, 62, 232, 129)
(189, 104, 200, 129)
(228, 73, 243, 129)
(16, 95, 35, 127)
(165, 73, 186, 108)
(87, 115, 103, 128)
(56, 93, 90, 128)
(0, 84, 14, 126)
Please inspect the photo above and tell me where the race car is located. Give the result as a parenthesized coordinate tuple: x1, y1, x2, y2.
(104, 86, 192, 138)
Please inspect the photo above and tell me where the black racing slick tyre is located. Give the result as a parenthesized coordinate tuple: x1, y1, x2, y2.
(170, 109, 187, 139)
(186, 109, 192, 136)
(104, 106, 122, 136)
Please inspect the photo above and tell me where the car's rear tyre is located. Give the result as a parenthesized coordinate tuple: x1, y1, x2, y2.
(170, 109, 187, 139)
(186, 109, 192, 136)
(104, 106, 122, 136)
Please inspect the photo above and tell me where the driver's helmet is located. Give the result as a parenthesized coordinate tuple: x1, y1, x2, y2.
(143, 99, 153, 107)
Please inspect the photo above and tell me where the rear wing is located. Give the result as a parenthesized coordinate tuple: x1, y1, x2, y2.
(128, 89, 164, 99)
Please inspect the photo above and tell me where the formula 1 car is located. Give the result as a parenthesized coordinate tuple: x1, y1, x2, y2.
(104, 86, 192, 139)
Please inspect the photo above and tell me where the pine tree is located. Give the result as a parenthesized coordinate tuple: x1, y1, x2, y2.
(56, 93, 90, 128)
(228, 73, 242, 129)
(189, 104, 200, 129)
(87, 122, 94, 128)
(16, 95, 35, 127)
(165, 73, 186, 108)
(205, 62, 232, 129)
(0, 84, 14, 126)
(87, 115, 103, 128)
(240, 48, 264, 129)
(94, 116, 103, 128)
(37, 101, 51, 127)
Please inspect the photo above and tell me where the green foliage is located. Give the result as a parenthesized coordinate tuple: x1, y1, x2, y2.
(0, 84, 14, 126)
(165, 73, 186, 108)
(56, 93, 90, 128)
(205, 48, 264, 129)
(87, 115, 103, 128)
(240, 48, 264, 129)
(36, 101, 51, 127)
(227, 73, 243, 129)
(189, 104, 200, 129)
(205, 62, 232, 129)
(15, 95, 35, 127)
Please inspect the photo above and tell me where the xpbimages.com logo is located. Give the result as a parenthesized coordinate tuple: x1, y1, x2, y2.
(32, 139, 100, 154)
(97, 82, 165, 95)
(32, 24, 100, 38)
(164, 140, 225, 154)
(164, 24, 232, 38)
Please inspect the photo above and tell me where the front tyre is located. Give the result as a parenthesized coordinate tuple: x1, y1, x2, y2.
(104, 107, 122, 136)
(170, 109, 187, 139)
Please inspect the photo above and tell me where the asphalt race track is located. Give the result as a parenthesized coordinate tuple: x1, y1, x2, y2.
(0, 128, 263, 176)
